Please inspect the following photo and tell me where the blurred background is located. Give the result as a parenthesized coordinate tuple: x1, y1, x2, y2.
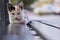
(10, 0, 60, 15)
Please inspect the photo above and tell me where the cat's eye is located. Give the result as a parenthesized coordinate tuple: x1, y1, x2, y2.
(12, 13, 15, 15)
(17, 13, 20, 15)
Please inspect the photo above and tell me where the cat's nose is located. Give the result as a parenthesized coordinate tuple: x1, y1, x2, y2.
(15, 17, 20, 21)
(15, 17, 17, 20)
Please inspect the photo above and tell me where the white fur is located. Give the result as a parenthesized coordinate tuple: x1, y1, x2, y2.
(8, 6, 30, 24)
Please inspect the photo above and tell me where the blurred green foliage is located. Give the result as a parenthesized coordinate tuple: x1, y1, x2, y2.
(11, 0, 20, 5)
(11, 0, 35, 9)
(38, 13, 47, 15)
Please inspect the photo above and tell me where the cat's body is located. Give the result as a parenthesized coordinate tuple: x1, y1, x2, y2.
(7, 2, 30, 35)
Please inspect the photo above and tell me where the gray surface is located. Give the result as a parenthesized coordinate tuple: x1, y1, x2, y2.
(39, 15, 60, 27)
(3, 24, 34, 40)
(30, 15, 60, 40)
(31, 22, 60, 40)
(30, 15, 60, 27)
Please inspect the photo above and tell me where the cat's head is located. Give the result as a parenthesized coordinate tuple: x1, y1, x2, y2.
(7, 1, 24, 23)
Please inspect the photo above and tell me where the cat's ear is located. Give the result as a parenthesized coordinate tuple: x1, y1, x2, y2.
(7, 3, 15, 11)
(18, 1, 24, 9)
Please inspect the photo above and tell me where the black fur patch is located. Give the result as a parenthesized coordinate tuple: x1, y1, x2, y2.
(7, 3, 15, 11)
